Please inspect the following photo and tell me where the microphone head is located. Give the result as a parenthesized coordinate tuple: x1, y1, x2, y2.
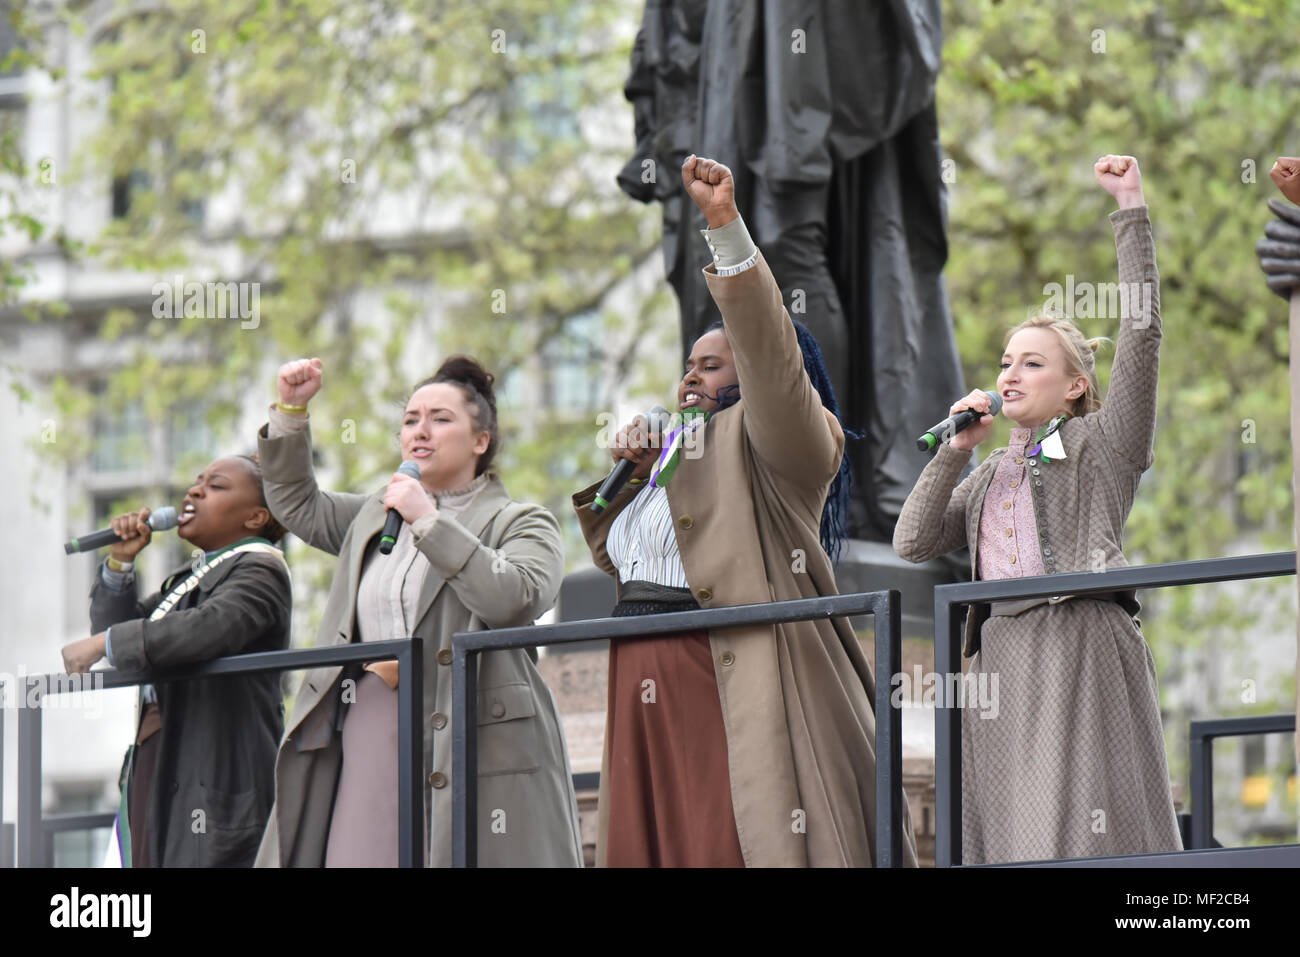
(984, 390, 1004, 416)
(148, 506, 179, 531)
(647, 406, 673, 436)
(397, 460, 422, 480)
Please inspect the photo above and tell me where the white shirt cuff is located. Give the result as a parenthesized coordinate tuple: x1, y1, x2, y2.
(700, 216, 759, 275)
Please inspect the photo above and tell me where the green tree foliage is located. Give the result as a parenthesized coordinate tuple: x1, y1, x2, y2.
(20, 0, 676, 638)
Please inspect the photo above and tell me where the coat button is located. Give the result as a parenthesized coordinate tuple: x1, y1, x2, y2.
(1027, 459, 1036, 466)
(431, 712, 447, 730)
(491, 701, 506, 718)
(429, 772, 447, 789)
(1002, 502, 1011, 510)
(1031, 468, 1041, 476)
(720, 651, 735, 666)
(1009, 555, 1017, 564)
(678, 515, 694, 529)
(437, 649, 453, 666)
(696, 587, 712, 601)
(1015, 457, 1024, 465)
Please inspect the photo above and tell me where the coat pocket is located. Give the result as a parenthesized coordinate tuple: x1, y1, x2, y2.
(475, 682, 541, 777)
(194, 784, 268, 867)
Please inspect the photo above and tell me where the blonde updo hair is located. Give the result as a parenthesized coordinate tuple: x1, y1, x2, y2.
(1004, 314, 1112, 418)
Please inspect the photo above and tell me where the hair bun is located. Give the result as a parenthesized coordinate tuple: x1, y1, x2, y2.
(434, 355, 496, 402)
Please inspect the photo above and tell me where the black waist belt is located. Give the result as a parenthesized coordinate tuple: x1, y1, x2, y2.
(612, 579, 701, 618)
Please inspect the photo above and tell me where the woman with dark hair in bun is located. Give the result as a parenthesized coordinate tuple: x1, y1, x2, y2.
(253, 355, 581, 867)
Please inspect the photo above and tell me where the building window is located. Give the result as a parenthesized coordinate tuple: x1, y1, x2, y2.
(48, 785, 114, 868)
(92, 398, 149, 473)
(543, 312, 602, 412)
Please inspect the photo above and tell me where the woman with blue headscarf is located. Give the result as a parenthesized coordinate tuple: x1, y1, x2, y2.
(573, 155, 919, 867)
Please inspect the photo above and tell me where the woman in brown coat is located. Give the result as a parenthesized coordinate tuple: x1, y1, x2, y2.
(574, 155, 919, 867)
(893, 155, 1183, 863)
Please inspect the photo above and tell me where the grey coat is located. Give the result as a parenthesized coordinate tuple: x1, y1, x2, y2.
(252, 422, 582, 867)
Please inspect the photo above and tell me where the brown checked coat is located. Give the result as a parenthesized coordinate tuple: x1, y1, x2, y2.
(576, 251, 919, 867)
(253, 423, 582, 867)
(893, 206, 1183, 863)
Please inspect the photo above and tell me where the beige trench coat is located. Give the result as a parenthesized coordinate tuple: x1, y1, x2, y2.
(253, 422, 582, 867)
(575, 251, 919, 867)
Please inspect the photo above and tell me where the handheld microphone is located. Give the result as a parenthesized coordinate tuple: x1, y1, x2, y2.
(591, 406, 672, 514)
(64, 506, 179, 555)
(916, 391, 1003, 452)
(379, 460, 423, 555)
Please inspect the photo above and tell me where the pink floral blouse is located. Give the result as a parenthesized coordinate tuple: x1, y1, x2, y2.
(977, 427, 1046, 580)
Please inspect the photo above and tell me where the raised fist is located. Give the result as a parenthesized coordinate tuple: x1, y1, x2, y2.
(278, 357, 324, 408)
(681, 155, 739, 229)
(1269, 157, 1300, 206)
(1094, 154, 1144, 208)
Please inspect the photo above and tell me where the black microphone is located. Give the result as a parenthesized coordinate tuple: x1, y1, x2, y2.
(379, 460, 423, 555)
(64, 506, 179, 555)
(591, 406, 672, 514)
(916, 391, 1004, 452)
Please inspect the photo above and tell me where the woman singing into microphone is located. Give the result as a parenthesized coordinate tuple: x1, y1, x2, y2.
(63, 455, 292, 867)
(254, 355, 581, 867)
(893, 155, 1182, 863)
(574, 155, 919, 867)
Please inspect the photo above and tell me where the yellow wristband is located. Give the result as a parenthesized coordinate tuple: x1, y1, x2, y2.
(106, 556, 134, 573)
(277, 401, 308, 415)
(627, 477, 647, 487)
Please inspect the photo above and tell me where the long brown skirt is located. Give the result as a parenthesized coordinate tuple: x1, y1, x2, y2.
(603, 628, 745, 867)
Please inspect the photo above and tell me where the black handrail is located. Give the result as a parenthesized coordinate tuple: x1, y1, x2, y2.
(451, 590, 903, 868)
(932, 549, 1297, 867)
(13, 638, 422, 868)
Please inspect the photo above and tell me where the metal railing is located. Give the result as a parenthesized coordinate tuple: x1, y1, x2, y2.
(10, 638, 423, 867)
(932, 550, 1298, 867)
(1188, 713, 1297, 849)
(451, 590, 904, 868)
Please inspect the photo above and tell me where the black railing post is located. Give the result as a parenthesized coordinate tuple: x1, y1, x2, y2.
(0, 678, 5, 865)
(873, 589, 902, 867)
(16, 676, 43, 867)
(933, 588, 963, 868)
(397, 638, 424, 868)
(1189, 723, 1212, 850)
(451, 637, 477, 868)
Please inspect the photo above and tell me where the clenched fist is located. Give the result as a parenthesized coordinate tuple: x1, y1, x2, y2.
(1269, 157, 1300, 206)
(278, 357, 324, 410)
(1094, 154, 1145, 209)
(109, 506, 153, 562)
(610, 414, 661, 481)
(682, 154, 739, 229)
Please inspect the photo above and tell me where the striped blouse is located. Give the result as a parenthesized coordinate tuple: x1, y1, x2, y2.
(605, 483, 689, 588)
